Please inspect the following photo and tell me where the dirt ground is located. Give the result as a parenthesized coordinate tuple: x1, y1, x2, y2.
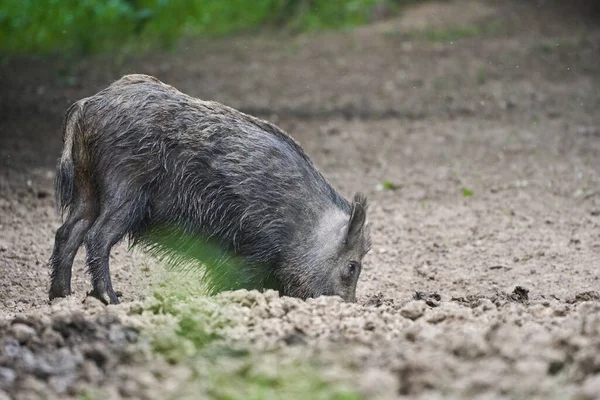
(1, 0, 600, 399)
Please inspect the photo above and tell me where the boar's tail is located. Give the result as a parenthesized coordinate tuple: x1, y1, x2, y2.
(55, 101, 82, 216)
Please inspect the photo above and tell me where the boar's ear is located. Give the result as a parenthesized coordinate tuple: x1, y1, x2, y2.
(345, 193, 367, 245)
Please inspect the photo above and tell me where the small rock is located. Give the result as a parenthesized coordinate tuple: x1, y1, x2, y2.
(41, 328, 65, 347)
(0, 390, 11, 400)
(425, 308, 447, 324)
(553, 306, 569, 317)
(267, 304, 286, 318)
(400, 300, 427, 320)
(11, 323, 36, 343)
(3, 300, 15, 309)
(0, 367, 16, 388)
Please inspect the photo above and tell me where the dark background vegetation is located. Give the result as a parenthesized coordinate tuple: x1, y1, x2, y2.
(0, 0, 426, 55)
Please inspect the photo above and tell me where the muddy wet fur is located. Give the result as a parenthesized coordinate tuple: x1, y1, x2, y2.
(48, 74, 371, 305)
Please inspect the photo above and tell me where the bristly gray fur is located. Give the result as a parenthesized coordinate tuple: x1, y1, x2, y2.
(54, 102, 82, 216)
(48, 74, 371, 304)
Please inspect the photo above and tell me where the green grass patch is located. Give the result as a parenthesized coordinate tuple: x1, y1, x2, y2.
(533, 35, 592, 55)
(138, 274, 362, 399)
(535, 42, 556, 54)
(376, 181, 401, 191)
(135, 222, 279, 297)
(177, 354, 362, 400)
(476, 66, 488, 85)
(141, 271, 233, 363)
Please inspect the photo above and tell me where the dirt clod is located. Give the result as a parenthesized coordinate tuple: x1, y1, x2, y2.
(451, 294, 486, 308)
(400, 301, 427, 320)
(10, 323, 36, 343)
(510, 286, 530, 303)
(0, 367, 16, 388)
(567, 291, 600, 304)
(413, 291, 441, 307)
(363, 292, 394, 308)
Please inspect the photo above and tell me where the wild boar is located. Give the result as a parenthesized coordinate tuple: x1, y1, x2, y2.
(49, 74, 371, 305)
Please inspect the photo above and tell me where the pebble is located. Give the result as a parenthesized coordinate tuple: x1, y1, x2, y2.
(0, 367, 16, 388)
(11, 323, 36, 343)
(41, 328, 65, 347)
(400, 301, 427, 321)
(3, 301, 15, 309)
(426, 308, 447, 324)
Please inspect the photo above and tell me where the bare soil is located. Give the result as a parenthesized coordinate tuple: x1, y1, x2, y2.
(1, 0, 600, 399)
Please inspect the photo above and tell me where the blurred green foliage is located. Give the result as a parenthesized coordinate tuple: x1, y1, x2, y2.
(140, 274, 361, 399)
(0, 0, 391, 55)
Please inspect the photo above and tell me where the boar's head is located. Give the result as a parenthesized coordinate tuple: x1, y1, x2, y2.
(283, 193, 371, 302)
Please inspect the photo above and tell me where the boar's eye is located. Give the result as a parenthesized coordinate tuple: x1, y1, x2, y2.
(344, 261, 361, 279)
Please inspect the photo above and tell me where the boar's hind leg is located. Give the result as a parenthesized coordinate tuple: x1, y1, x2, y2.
(83, 199, 142, 305)
(49, 199, 97, 301)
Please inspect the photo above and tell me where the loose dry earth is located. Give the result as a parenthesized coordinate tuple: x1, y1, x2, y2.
(1, 1, 600, 399)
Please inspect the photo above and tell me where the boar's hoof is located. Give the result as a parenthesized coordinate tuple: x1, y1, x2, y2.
(48, 285, 71, 302)
(85, 288, 121, 305)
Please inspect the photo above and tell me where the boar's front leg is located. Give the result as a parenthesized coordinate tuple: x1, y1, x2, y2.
(83, 198, 141, 305)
